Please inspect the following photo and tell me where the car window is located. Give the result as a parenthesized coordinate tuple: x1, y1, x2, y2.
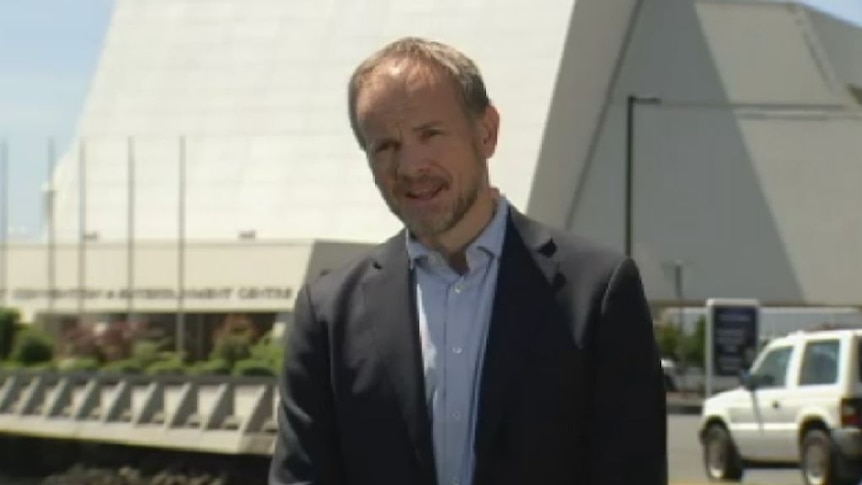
(858, 339, 862, 383)
(799, 340, 839, 386)
(752, 346, 793, 388)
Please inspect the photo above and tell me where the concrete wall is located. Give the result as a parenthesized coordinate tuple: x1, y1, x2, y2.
(1, 240, 320, 320)
(564, 0, 862, 305)
(52, 0, 635, 244)
(34, 0, 862, 308)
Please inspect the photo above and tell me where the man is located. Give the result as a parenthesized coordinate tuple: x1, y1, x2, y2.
(270, 37, 667, 485)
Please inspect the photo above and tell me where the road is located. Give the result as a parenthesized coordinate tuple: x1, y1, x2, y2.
(669, 415, 803, 485)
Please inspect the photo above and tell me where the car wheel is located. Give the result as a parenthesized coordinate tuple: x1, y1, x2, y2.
(702, 424, 744, 482)
(800, 429, 856, 485)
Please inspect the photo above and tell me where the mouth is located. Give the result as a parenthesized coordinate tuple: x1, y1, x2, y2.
(405, 185, 444, 201)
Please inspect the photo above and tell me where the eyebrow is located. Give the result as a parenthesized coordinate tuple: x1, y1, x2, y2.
(412, 121, 444, 132)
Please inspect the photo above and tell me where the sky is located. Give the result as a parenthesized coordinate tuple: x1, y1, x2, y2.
(0, 0, 114, 238)
(0, 0, 861, 239)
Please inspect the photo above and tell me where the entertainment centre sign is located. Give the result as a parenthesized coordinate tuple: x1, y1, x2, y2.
(0, 286, 294, 302)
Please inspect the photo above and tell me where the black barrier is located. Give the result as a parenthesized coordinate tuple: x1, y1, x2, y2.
(705, 299, 760, 396)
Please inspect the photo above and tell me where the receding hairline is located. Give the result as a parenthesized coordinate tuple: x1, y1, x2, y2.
(348, 38, 491, 148)
(353, 58, 463, 111)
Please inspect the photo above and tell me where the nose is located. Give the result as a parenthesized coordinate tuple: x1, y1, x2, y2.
(394, 140, 432, 177)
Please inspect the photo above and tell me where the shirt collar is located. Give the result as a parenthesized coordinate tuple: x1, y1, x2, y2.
(406, 195, 509, 267)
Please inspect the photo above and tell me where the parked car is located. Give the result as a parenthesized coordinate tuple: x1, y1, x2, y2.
(699, 329, 862, 485)
(662, 358, 679, 392)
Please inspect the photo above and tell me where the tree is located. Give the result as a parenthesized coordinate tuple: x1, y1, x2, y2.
(680, 317, 706, 367)
(655, 322, 682, 360)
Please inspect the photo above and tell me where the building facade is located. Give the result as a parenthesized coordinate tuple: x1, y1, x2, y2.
(3, 0, 862, 341)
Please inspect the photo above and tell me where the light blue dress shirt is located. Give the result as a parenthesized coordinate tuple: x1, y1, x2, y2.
(406, 197, 509, 485)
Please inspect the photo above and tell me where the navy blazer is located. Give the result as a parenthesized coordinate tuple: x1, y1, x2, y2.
(270, 209, 667, 485)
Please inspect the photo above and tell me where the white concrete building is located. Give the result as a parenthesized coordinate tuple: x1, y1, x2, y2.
(3, 0, 861, 345)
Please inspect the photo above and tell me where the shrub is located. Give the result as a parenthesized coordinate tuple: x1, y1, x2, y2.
(250, 331, 284, 373)
(59, 323, 101, 361)
(146, 357, 185, 376)
(189, 359, 232, 376)
(131, 340, 165, 368)
(233, 359, 275, 377)
(0, 308, 21, 361)
(58, 357, 100, 373)
(10, 327, 54, 366)
(58, 320, 149, 363)
(25, 361, 55, 372)
(97, 320, 148, 361)
(99, 359, 144, 375)
(210, 334, 252, 367)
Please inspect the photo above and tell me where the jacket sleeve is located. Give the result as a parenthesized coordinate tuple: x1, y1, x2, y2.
(590, 258, 668, 485)
(269, 285, 345, 485)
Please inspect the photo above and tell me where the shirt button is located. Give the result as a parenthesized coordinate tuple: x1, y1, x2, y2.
(454, 283, 463, 293)
(452, 346, 463, 355)
(452, 411, 462, 420)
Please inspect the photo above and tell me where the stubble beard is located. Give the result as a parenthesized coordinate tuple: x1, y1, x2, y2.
(385, 167, 482, 240)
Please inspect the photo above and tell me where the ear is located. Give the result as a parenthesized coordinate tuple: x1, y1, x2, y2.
(476, 105, 500, 159)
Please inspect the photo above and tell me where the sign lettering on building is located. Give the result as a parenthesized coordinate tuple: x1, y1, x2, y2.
(0, 286, 294, 302)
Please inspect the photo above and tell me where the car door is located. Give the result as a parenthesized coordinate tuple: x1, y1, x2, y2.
(772, 338, 842, 459)
(729, 345, 795, 461)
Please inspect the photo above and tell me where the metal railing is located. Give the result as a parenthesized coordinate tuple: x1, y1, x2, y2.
(0, 370, 278, 455)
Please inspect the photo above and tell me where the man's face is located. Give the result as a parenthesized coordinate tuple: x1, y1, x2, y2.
(354, 62, 498, 239)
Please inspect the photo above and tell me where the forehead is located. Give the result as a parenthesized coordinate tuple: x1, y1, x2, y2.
(355, 61, 464, 126)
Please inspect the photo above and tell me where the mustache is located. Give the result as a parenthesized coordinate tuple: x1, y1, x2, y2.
(394, 174, 449, 192)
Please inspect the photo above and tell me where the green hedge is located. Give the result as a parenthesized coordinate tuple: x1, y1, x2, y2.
(0, 315, 288, 378)
(10, 327, 54, 366)
(233, 358, 275, 377)
(99, 358, 144, 375)
(0, 308, 21, 361)
(146, 357, 186, 376)
(189, 359, 232, 376)
(58, 357, 101, 373)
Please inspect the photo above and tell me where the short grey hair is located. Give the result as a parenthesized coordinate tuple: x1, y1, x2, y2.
(347, 37, 491, 149)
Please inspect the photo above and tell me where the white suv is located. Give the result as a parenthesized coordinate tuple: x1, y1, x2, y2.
(699, 329, 862, 485)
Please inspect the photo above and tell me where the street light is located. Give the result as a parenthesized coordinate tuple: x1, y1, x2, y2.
(0, 140, 7, 308)
(625, 94, 661, 258)
(42, 179, 56, 324)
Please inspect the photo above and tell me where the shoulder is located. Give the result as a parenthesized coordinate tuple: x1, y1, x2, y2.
(300, 232, 402, 305)
(548, 226, 625, 271)
(510, 210, 627, 279)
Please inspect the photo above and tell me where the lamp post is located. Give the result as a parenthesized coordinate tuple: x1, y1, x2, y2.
(127, 137, 136, 332)
(0, 140, 7, 308)
(669, 259, 688, 366)
(176, 137, 187, 358)
(625, 94, 661, 258)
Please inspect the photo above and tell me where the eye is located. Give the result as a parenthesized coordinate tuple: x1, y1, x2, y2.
(421, 128, 442, 141)
(373, 140, 397, 154)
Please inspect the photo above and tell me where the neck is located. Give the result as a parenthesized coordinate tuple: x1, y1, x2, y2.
(417, 188, 498, 273)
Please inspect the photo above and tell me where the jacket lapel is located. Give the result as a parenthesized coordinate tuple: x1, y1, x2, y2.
(473, 209, 564, 475)
(361, 234, 437, 485)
